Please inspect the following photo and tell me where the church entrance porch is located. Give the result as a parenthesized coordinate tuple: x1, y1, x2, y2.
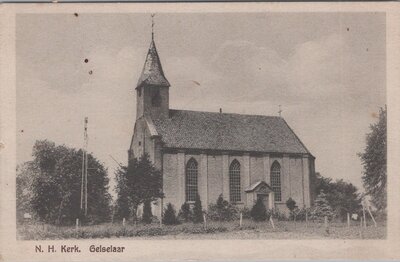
(244, 181, 275, 209)
(257, 194, 270, 209)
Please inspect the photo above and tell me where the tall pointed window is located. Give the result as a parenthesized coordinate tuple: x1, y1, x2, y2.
(271, 161, 282, 201)
(229, 160, 241, 202)
(186, 158, 198, 202)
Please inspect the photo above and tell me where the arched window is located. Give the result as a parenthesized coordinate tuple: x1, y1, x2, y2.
(271, 161, 282, 202)
(186, 158, 198, 202)
(229, 160, 241, 202)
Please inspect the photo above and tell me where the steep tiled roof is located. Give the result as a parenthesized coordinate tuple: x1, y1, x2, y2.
(152, 109, 310, 154)
(137, 40, 170, 88)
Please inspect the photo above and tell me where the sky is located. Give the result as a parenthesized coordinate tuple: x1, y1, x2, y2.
(16, 13, 386, 195)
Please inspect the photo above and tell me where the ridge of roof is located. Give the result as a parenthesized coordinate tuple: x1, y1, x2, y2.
(169, 108, 283, 119)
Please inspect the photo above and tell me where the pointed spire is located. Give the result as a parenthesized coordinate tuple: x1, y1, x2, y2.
(136, 14, 170, 88)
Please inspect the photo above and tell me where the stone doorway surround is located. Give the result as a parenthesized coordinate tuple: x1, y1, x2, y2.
(245, 181, 275, 209)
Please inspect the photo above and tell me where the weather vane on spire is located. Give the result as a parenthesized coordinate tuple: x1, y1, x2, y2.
(278, 105, 282, 117)
(151, 13, 155, 40)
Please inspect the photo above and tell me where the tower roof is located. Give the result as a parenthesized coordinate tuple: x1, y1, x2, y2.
(136, 39, 170, 88)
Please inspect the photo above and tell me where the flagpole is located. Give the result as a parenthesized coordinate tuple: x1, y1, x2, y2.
(84, 117, 88, 216)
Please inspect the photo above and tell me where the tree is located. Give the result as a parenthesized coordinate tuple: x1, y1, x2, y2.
(328, 179, 362, 221)
(114, 165, 131, 221)
(178, 202, 192, 223)
(192, 194, 203, 223)
(163, 203, 179, 225)
(178, 202, 193, 222)
(114, 153, 163, 222)
(20, 140, 112, 225)
(16, 163, 35, 223)
(142, 201, 153, 224)
(359, 106, 387, 211)
(310, 190, 335, 221)
(314, 172, 362, 221)
(250, 197, 267, 221)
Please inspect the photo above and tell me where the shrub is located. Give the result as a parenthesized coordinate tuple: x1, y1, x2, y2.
(178, 202, 192, 222)
(286, 197, 297, 212)
(310, 190, 335, 221)
(250, 197, 267, 221)
(289, 207, 311, 221)
(207, 194, 239, 221)
(371, 209, 387, 223)
(142, 201, 152, 224)
(163, 203, 179, 225)
(192, 194, 203, 223)
(268, 208, 287, 221)
(240, 207, 252, 219)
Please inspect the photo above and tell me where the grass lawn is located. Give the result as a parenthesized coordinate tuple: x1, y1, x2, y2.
(17, 219, 386, 240)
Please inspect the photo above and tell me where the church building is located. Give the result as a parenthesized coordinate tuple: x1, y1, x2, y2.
(129, 33, 316, 218)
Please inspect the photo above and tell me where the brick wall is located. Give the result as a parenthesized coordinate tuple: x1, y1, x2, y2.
(162, 153, 180, 209)
(250, 156, 264, 184)
(160, 151, 313, 215)
(207, 155, 223, 205)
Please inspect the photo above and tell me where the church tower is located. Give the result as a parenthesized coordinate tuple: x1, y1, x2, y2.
(136, 25, 170, 120)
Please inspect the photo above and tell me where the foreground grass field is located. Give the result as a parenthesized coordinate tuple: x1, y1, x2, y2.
(17, 219, 386, 240)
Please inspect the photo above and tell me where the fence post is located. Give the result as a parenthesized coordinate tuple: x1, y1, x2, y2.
(347, 213, 350, 228)
(305, 212, 308, 228)
(269, 216, 275, 229)
(203, 214, 207, 230)
(366, 205, 377, 227)
(359, 217, 363, 238)
(324, 216, 329, 234)
(122, 217, 126, 227)
(239, 212, 243, 228)
(75, 218, 79, 230)
(362, 204, 367, 228)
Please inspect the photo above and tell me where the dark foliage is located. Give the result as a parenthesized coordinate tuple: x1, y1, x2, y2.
(314, 172, 362, 221)
(178, 202, 192, 222)
(359, 106, 387, 211)
(286, 197, 297, 212)
(289, 207, 311, 221)
(310, 190, 335, 221)
(163, 203, 179, 225)
(192, 194, 203, 223)
(17, 140, 112, 225)
(114, 153, 163, 222)
(239, 207, 252, 219)
(142, 201, 153, 224)
(16, 163, 35, 223)
(207, 194, 239, 221)
(114, 165, 130, 221)
(250, 197, 267, 221)
(268, 208, 287, 221)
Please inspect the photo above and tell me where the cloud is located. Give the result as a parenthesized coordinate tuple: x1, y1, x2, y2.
(203, 34, 352, 105)
(160, 34, 356, 114)
(287, 34, 351, 100)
